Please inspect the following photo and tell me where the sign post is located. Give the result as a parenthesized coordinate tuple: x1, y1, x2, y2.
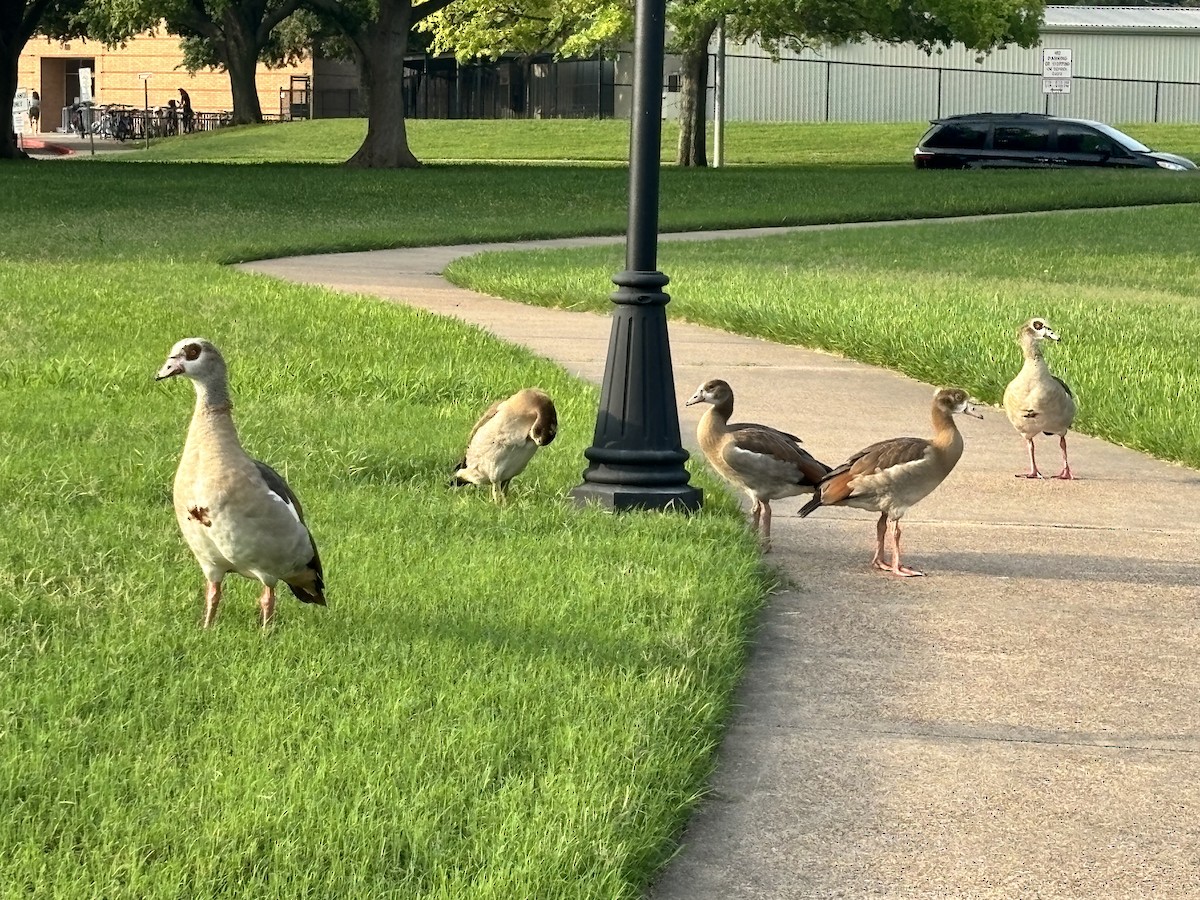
(79, 66, 95, 154)
(139, 72, 152, 149)
(1041, 48, 1073, 106)
(13, 89, 29, 151)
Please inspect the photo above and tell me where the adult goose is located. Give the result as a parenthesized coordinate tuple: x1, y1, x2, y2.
(1003, 317, 1077, 480)
(799, 387, 982, 577)
(454, 388, 558, 502)
(685, 378, 831, 550)
(157, 338, 325, 628)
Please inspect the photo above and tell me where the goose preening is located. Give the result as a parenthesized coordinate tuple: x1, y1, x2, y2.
(799, 387, 982, 577)
(685, 378, 831, 550)
(157, 338, 325, 628)
(453, 388, 558, 502)
(1003, 317, 1077, 480)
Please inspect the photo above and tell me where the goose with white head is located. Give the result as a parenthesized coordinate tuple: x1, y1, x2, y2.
(1003, 317, 1077, 480)
(157, 338, 325, 627)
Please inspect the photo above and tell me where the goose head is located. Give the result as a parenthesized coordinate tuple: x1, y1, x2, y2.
(156, 338, 227, 385)
(935, 387, 984, 420)
(1021, 317, 1060, 344)
(530, 395, 558, 447)
(685, 379, 734, 408)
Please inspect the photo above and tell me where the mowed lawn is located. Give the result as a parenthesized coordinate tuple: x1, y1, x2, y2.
(0, 140, 769, 897)
(4, 120, 1200, 896)
(127, 118, 1200, 168)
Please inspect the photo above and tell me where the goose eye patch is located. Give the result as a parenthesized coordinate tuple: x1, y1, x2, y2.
(184, 343, 202, 361)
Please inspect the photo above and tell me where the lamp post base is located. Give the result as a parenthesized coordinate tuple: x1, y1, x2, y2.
(569, 482, 703, 512)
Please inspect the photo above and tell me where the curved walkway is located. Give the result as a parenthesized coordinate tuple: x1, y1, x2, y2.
(241, 224, 1200, 899)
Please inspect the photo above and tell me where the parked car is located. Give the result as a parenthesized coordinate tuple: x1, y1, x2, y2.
(913, 113, 1196, 171)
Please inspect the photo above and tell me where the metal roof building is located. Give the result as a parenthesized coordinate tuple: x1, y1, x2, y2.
(704, 6, 1200, 123)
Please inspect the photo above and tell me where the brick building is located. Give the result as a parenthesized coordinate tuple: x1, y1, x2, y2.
(18, 28, 314, 133)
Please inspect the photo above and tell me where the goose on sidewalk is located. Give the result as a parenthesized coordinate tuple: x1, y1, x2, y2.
(685, 378, 831, 550)
(453, 388, 558, 502)
(156, 338, 325, 628)
(799, 387, 982, 577)
(1003, 317, 1077, 480)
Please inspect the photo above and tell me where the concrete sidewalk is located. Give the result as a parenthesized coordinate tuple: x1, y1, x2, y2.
(242, 230, 1200, 899)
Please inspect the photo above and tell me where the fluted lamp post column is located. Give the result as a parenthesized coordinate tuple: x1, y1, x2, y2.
(569, 0, 703, 511)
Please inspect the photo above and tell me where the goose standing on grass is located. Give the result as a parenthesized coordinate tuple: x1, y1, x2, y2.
(453, 388, 558, 502)
(685, 378, 831, 550)
(1003, 317, 1077, 480)
(157, 338, 325, 628)
(799, 388, 982, 577)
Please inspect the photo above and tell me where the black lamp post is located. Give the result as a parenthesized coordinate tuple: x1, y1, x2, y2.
(569, 0, 703, 512)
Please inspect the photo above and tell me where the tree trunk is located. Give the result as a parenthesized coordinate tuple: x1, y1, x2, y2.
(221, 9, 265, 124)
(0, 5, 34, 161)
(675, 20, 717, 168)
(346, 0, 419, 168)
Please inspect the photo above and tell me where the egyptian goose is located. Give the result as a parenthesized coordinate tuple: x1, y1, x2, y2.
(685, 378, 831, 550)
(453, 388, 558, 501)
(156, 338, 325, 628)
(1003, 317, 1077, 479)
(799, 387, 982, 577)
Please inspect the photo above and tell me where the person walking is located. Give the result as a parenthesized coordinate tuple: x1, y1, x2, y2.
(28, 91, 40, 133)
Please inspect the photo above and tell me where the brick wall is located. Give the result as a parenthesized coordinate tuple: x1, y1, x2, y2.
(18, 28, 314, 133)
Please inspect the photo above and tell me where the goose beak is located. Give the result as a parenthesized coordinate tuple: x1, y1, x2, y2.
(962, 402, 984, 420)
(684, 390, 705, 407)
(156, 357, 184, 381)
(1046, 329, 1061, 342)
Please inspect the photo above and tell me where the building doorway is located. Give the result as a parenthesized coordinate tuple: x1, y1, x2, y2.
(40, 56, 95, 132)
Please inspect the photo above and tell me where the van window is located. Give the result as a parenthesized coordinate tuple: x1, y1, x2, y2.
(924, 123, 989, 150)
(993, 124, 1051, 152)
(1056, 123, 1115, 155)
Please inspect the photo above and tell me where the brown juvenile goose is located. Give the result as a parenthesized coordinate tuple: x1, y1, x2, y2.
(1003, 317, 1077, 479)
(453, 388, 558, 502)
(685, 378, 831, 550)
(157, 338, 325, 628)
(799, 387, 982, 577)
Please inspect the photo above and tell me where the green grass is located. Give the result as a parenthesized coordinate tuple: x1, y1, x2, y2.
(7, 159, 1200, 267)
(121, 118, 1200, 167)
(0, 139, 773, 896)
(445, 202, 1200, 468)
(0, 261, 766, 898)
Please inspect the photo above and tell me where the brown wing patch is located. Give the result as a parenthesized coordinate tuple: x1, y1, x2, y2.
(816, 469, 857, 505)
(849, 437, 930, 474)
(188, 505, 212, 527)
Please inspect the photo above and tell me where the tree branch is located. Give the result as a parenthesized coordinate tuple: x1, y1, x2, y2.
(412, 0, 461, 26)
(257, 0, 305, 47)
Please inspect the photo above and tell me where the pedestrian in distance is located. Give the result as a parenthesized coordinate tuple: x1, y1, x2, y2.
(178, 87, 194, 133)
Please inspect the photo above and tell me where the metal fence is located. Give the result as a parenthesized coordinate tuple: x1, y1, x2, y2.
(717, 53, 1200, 124)
(295, 53, 1200, 123)
(303, 56, 620, 121)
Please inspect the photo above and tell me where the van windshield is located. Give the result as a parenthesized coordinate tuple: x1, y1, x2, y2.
(1087, 121, 1150, 153)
